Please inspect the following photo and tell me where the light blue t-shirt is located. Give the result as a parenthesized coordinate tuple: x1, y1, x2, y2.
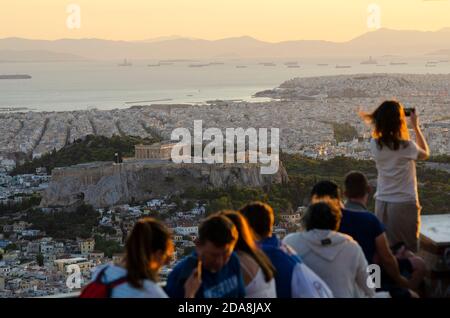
(91, 263, 168, 298)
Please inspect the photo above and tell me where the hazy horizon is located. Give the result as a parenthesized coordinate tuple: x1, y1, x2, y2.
(1, 26, 450, 43)
(2, 1, 450, 42)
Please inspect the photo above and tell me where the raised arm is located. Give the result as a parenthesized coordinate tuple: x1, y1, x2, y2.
(410, 111, 430, 160)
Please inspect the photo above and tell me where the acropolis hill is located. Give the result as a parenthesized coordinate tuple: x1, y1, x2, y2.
(40, 158, 288, 208)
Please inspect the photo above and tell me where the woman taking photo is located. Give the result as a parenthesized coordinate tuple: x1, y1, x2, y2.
(361, 101, 430, 252)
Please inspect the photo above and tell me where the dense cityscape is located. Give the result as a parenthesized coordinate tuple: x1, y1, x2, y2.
(0, 73, 449, 297)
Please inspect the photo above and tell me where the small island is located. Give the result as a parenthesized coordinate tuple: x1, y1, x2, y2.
(0, 74, 32, 80)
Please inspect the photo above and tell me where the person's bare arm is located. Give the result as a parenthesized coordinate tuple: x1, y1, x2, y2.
(410, 112, 430, 160)
(375, 234, 410, 288)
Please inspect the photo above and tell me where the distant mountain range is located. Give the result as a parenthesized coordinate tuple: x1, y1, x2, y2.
(1, 28, 450, 61)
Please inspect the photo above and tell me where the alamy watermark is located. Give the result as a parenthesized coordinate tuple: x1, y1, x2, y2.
(170, 120, 280, 175)
(66, 264, 82, 290)
(367, 3, 381, 30)
(66, 4, 81, 30)
(366, 264, 381, 289)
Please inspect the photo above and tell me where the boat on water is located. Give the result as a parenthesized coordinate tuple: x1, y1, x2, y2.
(258, 62, 276, 66)
(390, 62, 408, 65)
(287, 65, 300, 68)
(160, 59, 194, 63)
(0, 74, 32, 79)
(360, 56, 378, 65)
(236, 65, 247, 68)
(335, 65, 352, 69)
(189, 64, 209, 67)
(118, 59, 132, 66)
(147, 63, 161, 67)
(317, 63, 328, 66)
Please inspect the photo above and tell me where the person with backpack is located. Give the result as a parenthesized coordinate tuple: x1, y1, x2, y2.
(80, 217, 174, 298)
(239, 202, 333, 298)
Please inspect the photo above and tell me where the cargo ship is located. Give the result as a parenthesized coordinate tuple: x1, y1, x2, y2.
(361, 56, 378, 65)
(118, 59, 132, 66)
(335, 65, 352, 69)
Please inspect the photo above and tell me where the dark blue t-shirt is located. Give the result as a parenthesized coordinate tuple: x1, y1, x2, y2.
(339, 208, 385, 263)
(165, 252, 246, 298)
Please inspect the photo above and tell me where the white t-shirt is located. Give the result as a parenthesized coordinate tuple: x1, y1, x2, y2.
(370, 139, 419, 203)
(244, 268, 277, 298)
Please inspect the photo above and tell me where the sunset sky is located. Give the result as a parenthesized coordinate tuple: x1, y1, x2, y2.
(1, 0, 450, 42)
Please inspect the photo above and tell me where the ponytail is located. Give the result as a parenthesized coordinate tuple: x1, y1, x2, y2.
(220, 211, 276, 282)
(124, 217, 171, 288)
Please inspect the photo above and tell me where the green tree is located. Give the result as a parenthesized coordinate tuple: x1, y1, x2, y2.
(94, 235, 123, 258)
(5, 243, 18, 251)
(25, 204, 100, 240)
(36, 253, 44, 266)
(207, 196, 233, 215)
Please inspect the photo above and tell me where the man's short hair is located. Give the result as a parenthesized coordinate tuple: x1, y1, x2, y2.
(198, 214, 238, 247)
(303, 202, 342, 231)
(344, 171, 370, 199)
(239, 202, 274, 239)
(310, 180, 341, 200)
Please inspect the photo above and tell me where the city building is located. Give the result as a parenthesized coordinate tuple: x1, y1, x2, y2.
(78, 239, 95, 255)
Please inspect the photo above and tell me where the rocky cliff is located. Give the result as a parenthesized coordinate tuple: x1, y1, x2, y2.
(40, 160, 289, 208)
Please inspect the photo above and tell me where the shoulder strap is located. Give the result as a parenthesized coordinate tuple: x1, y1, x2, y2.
(108, 276, 128, 288)
(97, 266, 128, 295)
(104, 274, 128, 298)
(95, 266, 108, 282)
